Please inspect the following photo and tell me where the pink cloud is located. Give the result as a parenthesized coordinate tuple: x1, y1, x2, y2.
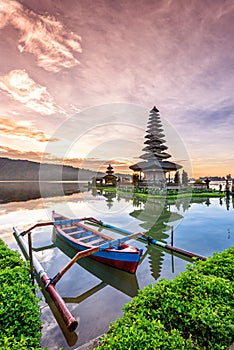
(0, 0, 82, 72)
(0, 69, 61, 115)
(0, 117, 58, 142)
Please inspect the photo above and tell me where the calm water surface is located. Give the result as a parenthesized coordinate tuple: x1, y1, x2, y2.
(0, 182, 234, 349)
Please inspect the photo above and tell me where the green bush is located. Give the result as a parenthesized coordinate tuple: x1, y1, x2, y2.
(189, 246, 234, 282)
(96, 247, 234, 350)
(0, 239, 43, 349)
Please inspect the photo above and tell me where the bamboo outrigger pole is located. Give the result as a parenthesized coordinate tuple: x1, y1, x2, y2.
(13, 220, 142, 330)
(13, 226, 78, 332)
(83, 218, 207, 261)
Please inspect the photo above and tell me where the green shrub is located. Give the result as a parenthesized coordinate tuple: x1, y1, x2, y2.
(190, 246, 234, 282)
(96, 247, 234, 350)
(99, 315, 196, 350)
(0, 242, 25, 270)
(0, 335, 43, 350)
(0, 239, 43, 349)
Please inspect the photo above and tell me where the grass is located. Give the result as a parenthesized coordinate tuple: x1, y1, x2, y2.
(92, 185, 227, 200)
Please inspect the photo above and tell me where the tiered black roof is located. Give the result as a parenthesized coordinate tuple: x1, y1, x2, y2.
(140, 106, 171, 161)
(106, 164, 114, 175)
(129, 106, 182, 172)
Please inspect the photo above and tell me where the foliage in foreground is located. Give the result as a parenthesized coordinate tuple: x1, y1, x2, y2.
(0, 239, 43, 350)
(96, 246, 234, 350)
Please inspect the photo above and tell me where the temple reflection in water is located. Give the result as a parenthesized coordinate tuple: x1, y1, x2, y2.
(130, 198, 183, 279)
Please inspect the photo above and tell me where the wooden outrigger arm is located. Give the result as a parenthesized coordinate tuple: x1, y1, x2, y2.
(13, 221, 142, 331)
(51, 247, 100, 285)
(13, 225, 78, 332)
(21, 221, 54, 235)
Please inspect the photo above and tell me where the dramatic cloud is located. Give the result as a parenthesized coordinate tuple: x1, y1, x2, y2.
(0, 145, 71, 165)
(0, 117, 58, 142)
(0, 70, 60, 115)
(0, 0, 234, 178)
(0, 0, 82, 72)
(64, 157, 133, 174)
(0, 145, 49, 162)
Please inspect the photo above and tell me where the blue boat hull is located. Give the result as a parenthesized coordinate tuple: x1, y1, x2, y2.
(53, 212, 142, 273)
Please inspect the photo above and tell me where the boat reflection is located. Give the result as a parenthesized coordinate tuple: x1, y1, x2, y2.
(33, 231, 139, 347)
(37, 276, 79, 347)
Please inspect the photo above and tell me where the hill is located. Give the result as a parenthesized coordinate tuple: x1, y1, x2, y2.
(0, 157, 101, 181)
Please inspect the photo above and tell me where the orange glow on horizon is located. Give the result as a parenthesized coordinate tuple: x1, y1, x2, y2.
(1, 147, 233, 179)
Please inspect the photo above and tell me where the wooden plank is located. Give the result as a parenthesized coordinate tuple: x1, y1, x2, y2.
(76, 221, 114, 241)
(63, 225, 82, 231)
(76, 234, 97, 242)
(99, 232, 141, 250)
(67, 230, 86, 236)
(67, 229, 89, 235)
(89, 238, 106, 246)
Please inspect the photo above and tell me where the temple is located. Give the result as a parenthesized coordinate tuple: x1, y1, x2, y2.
(129, 106, 182, 186)
(103, 164, 118, 186)
(91, 164, 118, 187)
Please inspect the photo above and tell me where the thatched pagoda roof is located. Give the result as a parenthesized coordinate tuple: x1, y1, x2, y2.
(129, 106, 182, 174)
(129, 160, 182, 172)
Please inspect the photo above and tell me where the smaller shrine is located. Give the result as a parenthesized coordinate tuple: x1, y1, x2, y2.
(91, 164, 118, 187)
(103, 164, 118, 186)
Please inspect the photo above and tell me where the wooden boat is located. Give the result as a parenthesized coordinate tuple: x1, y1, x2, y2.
(52, 231, 139, 297)
(52, 212, 143, 274)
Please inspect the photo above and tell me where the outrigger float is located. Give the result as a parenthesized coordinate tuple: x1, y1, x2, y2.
(13, 211, 143, 332)
(83, 217, 207, 261)
(13, 211, 206, 332)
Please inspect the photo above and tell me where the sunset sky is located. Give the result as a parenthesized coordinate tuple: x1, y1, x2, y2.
(0, 0, 234, 178)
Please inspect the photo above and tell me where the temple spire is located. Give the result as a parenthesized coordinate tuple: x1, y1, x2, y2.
(139, 106, 171, 161)
(129, 106, 182, 185)
(103, 164, 118, 186)
(106, 164, 114, 175)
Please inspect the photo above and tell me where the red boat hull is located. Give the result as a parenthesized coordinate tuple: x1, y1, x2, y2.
(52, 212, 142, 274)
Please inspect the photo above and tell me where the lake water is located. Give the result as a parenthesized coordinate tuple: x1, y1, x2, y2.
(0, 182, 234, 349)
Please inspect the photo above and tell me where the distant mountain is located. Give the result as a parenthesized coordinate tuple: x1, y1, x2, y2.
(0, 157, 102, 181)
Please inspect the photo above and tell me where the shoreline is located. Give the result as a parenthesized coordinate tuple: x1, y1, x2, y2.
(89, 185, 229, 200)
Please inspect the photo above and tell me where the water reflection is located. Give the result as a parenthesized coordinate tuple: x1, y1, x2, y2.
(89, 188, 116, 209)
(130, 199, 183, 279)
(0, 181, 84, 204)
(1, 184, 234, 349)
(25, 226, 140, 347)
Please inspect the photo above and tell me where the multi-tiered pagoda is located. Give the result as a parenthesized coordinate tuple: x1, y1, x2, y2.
(129, 106, 182, 185)
(103, 164, 118, 186)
